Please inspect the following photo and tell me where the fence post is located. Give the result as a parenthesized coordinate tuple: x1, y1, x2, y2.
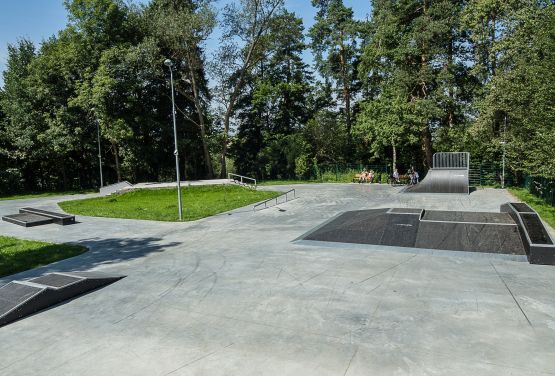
(479, 163, 483, 186)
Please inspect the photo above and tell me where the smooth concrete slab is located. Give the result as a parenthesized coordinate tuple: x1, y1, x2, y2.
(0, 185, 554, 375)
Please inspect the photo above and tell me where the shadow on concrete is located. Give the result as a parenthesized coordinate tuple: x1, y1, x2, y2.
(0, 236, 181, 284)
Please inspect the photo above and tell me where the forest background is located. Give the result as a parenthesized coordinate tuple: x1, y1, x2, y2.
(0, 0, 553, 193)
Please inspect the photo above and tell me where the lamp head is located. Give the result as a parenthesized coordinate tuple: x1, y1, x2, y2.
(164, 59, 173, 67)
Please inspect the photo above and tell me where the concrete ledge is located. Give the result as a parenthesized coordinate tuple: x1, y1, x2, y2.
(501, 202, 555, 265)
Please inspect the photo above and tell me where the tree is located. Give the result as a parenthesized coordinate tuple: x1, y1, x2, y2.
(309, 0, 360, 137)
(212, 0, 285, 177)
(465, 1, 555, 177)
(359, 0, 470, 169)
(232, 11, 312, 179)
(148, 0, 216, 178)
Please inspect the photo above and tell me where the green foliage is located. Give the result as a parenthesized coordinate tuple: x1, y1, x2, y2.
(509, 188, 555, 230)
(59, 185, 280, 221)
(0, 236, 87, 277)
(309, 0, 360, 133)
(1, 0, 554, 195)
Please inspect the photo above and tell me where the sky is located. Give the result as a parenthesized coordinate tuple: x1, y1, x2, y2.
(0, 0, 371, 88)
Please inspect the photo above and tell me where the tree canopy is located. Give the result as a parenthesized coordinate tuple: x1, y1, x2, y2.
(0, 0, 553, 193)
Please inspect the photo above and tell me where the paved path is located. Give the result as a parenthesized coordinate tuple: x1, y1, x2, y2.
(1, 185, 555, 375)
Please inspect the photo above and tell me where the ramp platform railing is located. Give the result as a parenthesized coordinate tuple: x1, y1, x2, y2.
(253, 189, 296, 211)
(228, 173, 257, 189)
(433, 152, 470, 170)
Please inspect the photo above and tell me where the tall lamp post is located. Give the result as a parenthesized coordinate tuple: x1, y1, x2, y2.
(164, 59, 183, 220)
(501, 115, 507, 189)
(92, 108, 104, 188)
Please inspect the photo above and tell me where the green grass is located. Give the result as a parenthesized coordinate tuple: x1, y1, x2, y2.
(0, 190, 95, 202)
(258, 180, 321, 186)
(0, 236, 87, 277)
(59, 185, 280, 222)
(508, 187, 555, 229)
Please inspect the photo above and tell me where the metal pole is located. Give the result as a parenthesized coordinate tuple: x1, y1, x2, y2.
(502, 115, 507, 189)
(169, 66, 183, 220)
(96, 117, 104, 188)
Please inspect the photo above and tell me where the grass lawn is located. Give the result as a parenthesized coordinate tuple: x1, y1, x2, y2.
(0, 190, 95, 202)
(258, 180, 320, 186)
(508, 187, 555, 229)
(0, 236, 87, 277)
(59, 185, 280, 222)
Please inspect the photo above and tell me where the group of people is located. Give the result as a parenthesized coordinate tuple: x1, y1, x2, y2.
(390, 167, 419, 185)
(358, 166, 420, 185)
(408, 168, 420, 185)
(358, 169, 376, 183)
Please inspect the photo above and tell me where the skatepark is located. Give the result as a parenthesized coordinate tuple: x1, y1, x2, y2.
(1, 180, 555, 375)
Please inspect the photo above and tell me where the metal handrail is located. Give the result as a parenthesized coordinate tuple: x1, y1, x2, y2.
(253, 189, 296, 211)
(228, 173, 257, 189)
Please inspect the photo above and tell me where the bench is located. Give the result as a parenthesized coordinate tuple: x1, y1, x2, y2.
(19, 208, 75, 225)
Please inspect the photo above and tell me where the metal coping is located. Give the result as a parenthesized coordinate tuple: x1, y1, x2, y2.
(433, 152, 470, 170)
(386, 208, 424, 218)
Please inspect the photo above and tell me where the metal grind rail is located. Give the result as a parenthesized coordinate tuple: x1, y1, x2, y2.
(228, 173, 257, 189)
(253, 189, 296, 211)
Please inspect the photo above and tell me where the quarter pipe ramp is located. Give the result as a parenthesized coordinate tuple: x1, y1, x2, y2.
(404, 152, 470, 194)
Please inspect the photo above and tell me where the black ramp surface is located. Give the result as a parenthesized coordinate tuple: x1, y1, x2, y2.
(0, 272, 124, 327)
(520, 214, 553, 245)
(380, 213, 420, 247)
(305, 209, 392, 245)
(0, 283, 44, 317)
(30, 274, 83, 288)
(304, 209, 420, 247)
(302, 208, 526, 257)
(415, 222, 525, 255)
(2, 213, 54, 227)
(404, 169, 469, 194)
(422, 210, 514, 224)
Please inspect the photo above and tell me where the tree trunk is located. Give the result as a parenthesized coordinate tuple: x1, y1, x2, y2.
(421, 126, 433, 168)
(447, 30, 455, 128)
(112, 141, 121, 182)
(339, 40, 351, 135)
(220, 108, 233, 178)
(61, 161, 68, 191)
(392, 138, 397, 171)
(186, 50, 214, 179)
(491, 11, 497, 78)
(420, 0, 433, 169)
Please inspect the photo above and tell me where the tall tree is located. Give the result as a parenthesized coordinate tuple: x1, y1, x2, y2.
(232, 11, 312, 179)
(309, 0, 359, 137)
(359, 0, 470, 169)
(212, 0, 284, 177)
(148, 0, 216, 178)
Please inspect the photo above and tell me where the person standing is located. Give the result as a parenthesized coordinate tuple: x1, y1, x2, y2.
(393, 168, 399, 184)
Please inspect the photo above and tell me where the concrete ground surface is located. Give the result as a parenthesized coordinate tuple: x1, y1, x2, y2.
(1, 184, 555, 376)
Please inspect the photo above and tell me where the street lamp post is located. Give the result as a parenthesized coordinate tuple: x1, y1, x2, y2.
(92, 108, 104, 188)
(501, 115, 507, 189)
(164, 59, 183, 220)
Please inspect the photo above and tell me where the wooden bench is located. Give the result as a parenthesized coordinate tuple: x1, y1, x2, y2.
(19, 208, 75, 225)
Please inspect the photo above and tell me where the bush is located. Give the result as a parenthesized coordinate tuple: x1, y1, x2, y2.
(0, 168, 23, 195)
(295, 154, 310, 179)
